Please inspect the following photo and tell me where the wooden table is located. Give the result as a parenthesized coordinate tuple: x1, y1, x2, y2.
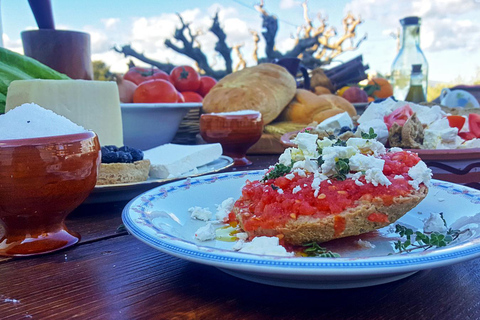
(1, 154, 480, 319)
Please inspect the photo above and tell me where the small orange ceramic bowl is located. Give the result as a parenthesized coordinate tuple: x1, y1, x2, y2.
(200, 110, 263, 166)
(0, 131, 101, 256)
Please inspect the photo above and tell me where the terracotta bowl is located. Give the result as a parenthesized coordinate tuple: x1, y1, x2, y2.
(200, 111, 263, 166)
(0, 131, 101, 256)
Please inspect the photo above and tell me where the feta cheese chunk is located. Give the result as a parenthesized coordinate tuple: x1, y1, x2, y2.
(424, 212, 448, 233)
(145, 143, 223, 178)
(215, 197, 235, 221)
(315, 112, 353, 133)
(408, 161, 432, 189)
(239, 236, 294, 256)
(194, 223, 216, 241)
(188, 206, 212, 221)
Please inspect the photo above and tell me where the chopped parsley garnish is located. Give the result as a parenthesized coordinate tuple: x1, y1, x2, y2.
(332, 158, 350, 181)
(262, 163, 293, 181)
(317, 156, 325, 166)
(303, 242, 340, 258)
(361, 127, 377, 140)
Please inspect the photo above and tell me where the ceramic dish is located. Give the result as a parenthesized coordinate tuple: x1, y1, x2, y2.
(84, 156, 233, 204)
(121, 102, 202, 150)
(280, 131, 480, 188)
(122, 170, 480, 289)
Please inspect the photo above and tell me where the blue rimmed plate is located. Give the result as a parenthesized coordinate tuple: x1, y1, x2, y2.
(122, 170, 480, 289)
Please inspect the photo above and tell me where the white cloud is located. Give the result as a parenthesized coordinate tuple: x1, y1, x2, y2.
(345, 0, 480, 52)
(280, 0, 302, 9)
(102, 18, 120, 30)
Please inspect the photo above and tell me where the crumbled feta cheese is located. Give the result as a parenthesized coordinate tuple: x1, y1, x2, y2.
(215, 197, 235, 221)
(235, 232, 249, 240)
(347, 138, 386, 156)
(355, 179, 364, 186)
(364, 168, 391, 186)
(293, 132, 319, 159)
(238, 236, 294, 256)
(358, 98, 398, 124)
(410, 104, 445, 126)
(459, 138, 480, 149)
(194, 222, 216, 241)
(389, 147, 403, 153)
(285, 173, 295, 180)
(321, 146, 357, 175)
(408, 161, 432, 189)
(188, 206, 212, 221)
(278, 148, 293, 166)
(232, 239, 245, 251)
(293, 168, 307, 177)
(423, 121, 462, 149)
(424, 212, 448, 233)
(277, 188, 284, 194)
(394, 175, 404, 179)
(349, 154, 385, 172)
(356, 239, 376, 249)
(292, 185, 302, 194)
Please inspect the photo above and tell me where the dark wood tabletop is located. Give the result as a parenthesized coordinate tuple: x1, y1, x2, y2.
(1, 154, 480, 320)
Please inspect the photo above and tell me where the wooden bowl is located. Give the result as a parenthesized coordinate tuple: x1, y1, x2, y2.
(0, 132, 101, 256)
(200, 111, 263, 166)
(280, 130, 480, 189)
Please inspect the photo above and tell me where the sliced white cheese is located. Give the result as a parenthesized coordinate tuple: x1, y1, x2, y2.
(315, 112, 353, 132)
(144, 143, 223, 178)
(6, 79, 123, 146)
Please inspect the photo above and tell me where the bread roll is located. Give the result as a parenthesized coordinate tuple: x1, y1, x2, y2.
(234, 185, 427, 245)
(202, 63, 296, 124)
(97, 159, 150, 185)
(278, 89, 356, 124)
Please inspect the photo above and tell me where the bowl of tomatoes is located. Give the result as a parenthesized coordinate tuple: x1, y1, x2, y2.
(118, 65, 218, 150)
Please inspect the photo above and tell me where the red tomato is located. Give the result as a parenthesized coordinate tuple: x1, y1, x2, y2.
(124, 67, 170, 85)
(468, 113, 480, 138)
(447, 115, 466, 132)
(133, 79, 178, 103)
(177, 92, 185, 103)
(459, 132, 477, 140)
(384, 105, 414, 129)
(181, 91, 203, 102)
(197, 76, 217, 97)
(170, 66, 201, 92)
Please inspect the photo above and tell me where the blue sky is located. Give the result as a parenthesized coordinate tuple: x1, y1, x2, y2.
(2, 0, 480, 83)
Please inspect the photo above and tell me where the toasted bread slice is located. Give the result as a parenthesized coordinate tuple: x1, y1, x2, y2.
(96, 159, 150, 185)
(234, 185, 428, 245)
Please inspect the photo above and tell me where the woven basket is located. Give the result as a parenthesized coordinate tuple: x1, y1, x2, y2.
(172, 107, 201, 145)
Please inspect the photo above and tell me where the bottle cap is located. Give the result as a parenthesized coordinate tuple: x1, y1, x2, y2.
(400, 16, 421, 26)
(411, 64, 422, 73)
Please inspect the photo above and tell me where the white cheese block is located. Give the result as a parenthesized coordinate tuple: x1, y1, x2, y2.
(6, 79, 123, 146)
(144, 143, 223, 178)
(315, 112, 353, 132)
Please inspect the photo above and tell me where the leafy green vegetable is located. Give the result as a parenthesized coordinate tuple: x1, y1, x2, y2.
(262, 163, 293, 181)
(361, 127, 377, 140)
(0, 47, 70, 113)
(303, 242, 340, 258)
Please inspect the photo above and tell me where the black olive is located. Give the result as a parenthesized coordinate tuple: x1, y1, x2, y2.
(119, 146, 144, 161)
(103, 145, 118, 152)
(102, 152, 119, 164)
(339, 126, 352, 134)
(116, 151, 133, 163)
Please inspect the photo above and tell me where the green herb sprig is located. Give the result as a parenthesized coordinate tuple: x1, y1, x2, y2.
(361, 127, 377, 140)
(393, 224, 468, 253)
(303, 242, 340, 258)
(332, 158, 350, 181)
(262, 163, 293, 182)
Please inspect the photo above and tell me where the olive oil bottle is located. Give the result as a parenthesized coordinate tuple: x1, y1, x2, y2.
(405, 64, 426, 103)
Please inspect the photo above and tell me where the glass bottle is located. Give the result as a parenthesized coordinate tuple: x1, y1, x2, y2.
(390, 16, 428, 101)
(405, 64, 426, 103)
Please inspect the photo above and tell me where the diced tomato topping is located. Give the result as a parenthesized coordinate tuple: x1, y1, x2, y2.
(384, 105, 414, 130)
(468, 114, 480, 138)
(447, 115, 466, 132)
(235, 151, 420, 232)
(459, 132, 477, 140)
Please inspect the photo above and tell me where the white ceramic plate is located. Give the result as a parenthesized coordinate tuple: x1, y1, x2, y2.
(122, 170, 480, 289)
(84, 156, 233, 204)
